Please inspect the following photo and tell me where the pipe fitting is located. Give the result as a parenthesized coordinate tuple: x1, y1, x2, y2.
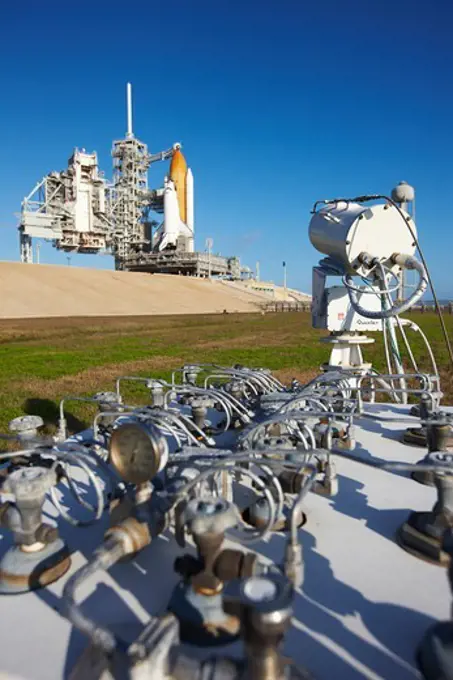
(9, 415, 44, 441)
(105, 517, 151, 556)
(2, 467, 57, 546)
(213, 549, 257, 582)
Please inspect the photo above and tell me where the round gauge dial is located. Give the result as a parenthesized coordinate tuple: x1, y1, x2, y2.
(109, 422, 168, 484)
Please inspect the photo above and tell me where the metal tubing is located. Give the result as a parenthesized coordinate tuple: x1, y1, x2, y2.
(290, 467, 317, 545)
(115, 376, 152, 402)
(59, 396, 101, 440)
(170, 460, 277, 544)
(92, 410, 137, 441)
(63, 535, 125, 655)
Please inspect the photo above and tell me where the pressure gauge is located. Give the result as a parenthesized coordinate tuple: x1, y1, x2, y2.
(109, 421, 168, 484)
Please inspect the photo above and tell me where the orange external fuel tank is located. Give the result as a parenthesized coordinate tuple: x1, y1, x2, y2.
(169, 148, 187, 224)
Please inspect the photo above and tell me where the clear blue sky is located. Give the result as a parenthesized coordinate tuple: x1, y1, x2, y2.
(1, 0, 452, 296)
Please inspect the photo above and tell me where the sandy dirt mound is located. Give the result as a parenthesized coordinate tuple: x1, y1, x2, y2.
(0, 262, 269, 318)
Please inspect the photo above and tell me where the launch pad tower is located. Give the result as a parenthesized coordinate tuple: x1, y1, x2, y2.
(18, 85, 241, 279)
(110, 102, 151, 265)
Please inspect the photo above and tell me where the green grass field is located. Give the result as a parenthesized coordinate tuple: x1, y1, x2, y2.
(0, 311, 451, 441)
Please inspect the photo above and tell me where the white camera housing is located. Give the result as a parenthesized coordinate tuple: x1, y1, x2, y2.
(309, 202, 417, 275)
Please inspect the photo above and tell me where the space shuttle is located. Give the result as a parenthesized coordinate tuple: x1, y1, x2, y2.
(153, 145, 195, 253)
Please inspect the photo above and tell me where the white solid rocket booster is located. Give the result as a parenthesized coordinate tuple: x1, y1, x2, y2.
(186, 168, 194, 231)
(186, 167, 194, 252)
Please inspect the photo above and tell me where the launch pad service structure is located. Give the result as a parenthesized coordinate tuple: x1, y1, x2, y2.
(18, 84, 242, 279)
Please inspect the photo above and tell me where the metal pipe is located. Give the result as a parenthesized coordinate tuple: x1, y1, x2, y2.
(240, 413, 349, 452)
(277, 395, 333, 414)
(399, 318, 439, 378)
(170, 459, 277, 544)
(177, 411, 215, 446)
(370, 372, 438, 390)
(378, 266, 407, 404)
(356, 374, 439, 410)
(92, 410, 136, 441)
(195, 364, 281, 393)
(203, 376, 255, 417)
(163, 385, 234, 430)
(345, 254, 428, 319)
(115, 376, 151, 402)
(63, 535, 125, 655)
(59, 396, 101, 440)
(64, 517, 152, 653)
(383, 463, 453, 475)
(290, 467, 317, 546)
(204, 386, 251, 423)
(49, 449, 108, 527)
(141, 414, 183, 449)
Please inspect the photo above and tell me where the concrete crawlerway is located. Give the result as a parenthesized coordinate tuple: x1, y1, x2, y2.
(0, 262, 298, 319)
